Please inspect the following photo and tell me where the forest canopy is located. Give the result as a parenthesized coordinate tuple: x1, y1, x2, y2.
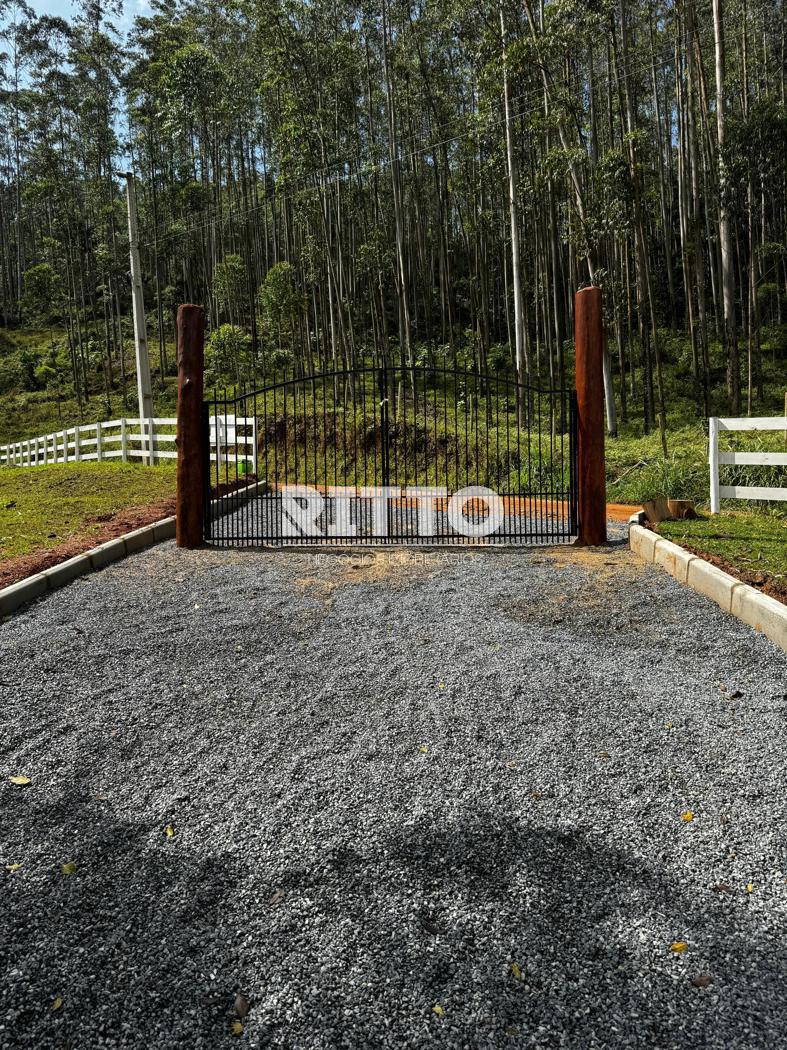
(0, 0, 786, 439)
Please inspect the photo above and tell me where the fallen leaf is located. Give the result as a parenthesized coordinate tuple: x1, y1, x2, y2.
(505, 761, 518, 769)
(61, 862, 76, 875)
(664, 722, 674, 730)
(269, 888, 285, 906)
(432, 1004, 445, 1017)
(6, 863, 22, 872)
(746, 882, 754, 893)
(418, 745, 429, 754)
(231, 1020, 243, 1036)
(437, 683, 445, 690)
(234, 994, 250, 1018)
(51, 997, 63, 1012)
(8, 775, 31, 786)
(681, 811, 694, 822)
(510, 962, 522, 980)
(419, 915, 440, 934)
(690, 975, 712, 988)
(670, 941, 688, 953)
(165, 825, 175, 838)
(711, 883, 734, 894)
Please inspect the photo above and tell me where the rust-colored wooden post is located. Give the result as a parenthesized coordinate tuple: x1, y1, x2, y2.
(176, 304, 205, 548)
(575, 286, 607, 545)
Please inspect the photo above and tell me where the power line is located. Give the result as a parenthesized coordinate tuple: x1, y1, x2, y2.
(135, 48, 676, 250)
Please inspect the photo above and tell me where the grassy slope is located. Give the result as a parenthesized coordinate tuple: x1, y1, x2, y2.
(659, 511, 787, 584)
(0, 462, 177, 560)
(0, 328, 178, 446)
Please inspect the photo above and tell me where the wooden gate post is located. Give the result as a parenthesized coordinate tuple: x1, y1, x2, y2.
(575, 286, 607, 545)
(176, 304, 205, 549)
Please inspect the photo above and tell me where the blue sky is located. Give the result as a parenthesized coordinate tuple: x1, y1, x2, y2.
(31, 0, 151, 34)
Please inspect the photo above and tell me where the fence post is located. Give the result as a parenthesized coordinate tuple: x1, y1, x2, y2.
(575, 286, 607, 545)
(709, 416, 720, 514)
(176, 304, 206, 549)
(121, 419, 128, 462)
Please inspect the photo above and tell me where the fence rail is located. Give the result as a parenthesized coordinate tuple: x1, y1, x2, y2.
(0, 416, 257, 473)
(709, 416, 787, 512)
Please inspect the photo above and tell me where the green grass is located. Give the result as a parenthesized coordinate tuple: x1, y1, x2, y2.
(0, 462, 177, 560)
(659, 511, 787, 581)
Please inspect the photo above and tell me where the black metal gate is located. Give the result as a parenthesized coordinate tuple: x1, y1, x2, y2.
(202, 363, 577, 546)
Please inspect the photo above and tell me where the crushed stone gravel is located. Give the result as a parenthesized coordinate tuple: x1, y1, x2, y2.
(1, 526, 786, 1049)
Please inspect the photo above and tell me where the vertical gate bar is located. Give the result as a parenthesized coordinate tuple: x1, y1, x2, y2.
(331, 372, 337, 511)
(303, 376, 309, 491)
(536, 387, 543, 541)
(453, 367, 459, 512)
(222, 389, 229, 547)
(212, 387, 218, 546)
(373, 366, 379, 492)
(494, 376, 501, 530)
(322, 374, 328, 538)
(242, 386, 248, 547)
(475, 371, 480, 493)
(462, 371, 468, 497)
(287, 377, 293, 508)
(390, 365, 397, 531)
(243, 388, 249, 547)
(443, 369, 449, 543)
(202, 401, 211, 541)
(217, 390, 223, 547)
(262, 382, 269, 543)
(507, 377, 514, 537)
(232, 391, 238, 547)
(342, 371, 348, 512)
(252, 387, 258, 543)
(273, 376, 279, 545)
(517, 384, 523, 536)
(312, 375, 318, 503)
(351, 365, 358, 528)
(361, 368, 368, 493)
(484, 374, 490, 493)
(292, 375, 299, 498)
(548, 390, 553, 544)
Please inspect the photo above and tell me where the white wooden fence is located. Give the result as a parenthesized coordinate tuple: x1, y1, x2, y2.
(709, 415, 787, 512)
(0, 415, 258, 473)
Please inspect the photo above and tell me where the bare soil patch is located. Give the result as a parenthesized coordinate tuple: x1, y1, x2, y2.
(0, 498, 175, 589)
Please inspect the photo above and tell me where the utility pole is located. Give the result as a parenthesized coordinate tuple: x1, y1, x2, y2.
(124, 171, 156, 465)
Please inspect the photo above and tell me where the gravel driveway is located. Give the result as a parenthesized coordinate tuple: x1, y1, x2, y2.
(2, 530, 786, 1050)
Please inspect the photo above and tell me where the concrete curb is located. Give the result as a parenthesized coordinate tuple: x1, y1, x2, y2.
(0, 481, 270, 619)
(629, 522, 787, 652)
(0, 516, 175, 619)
